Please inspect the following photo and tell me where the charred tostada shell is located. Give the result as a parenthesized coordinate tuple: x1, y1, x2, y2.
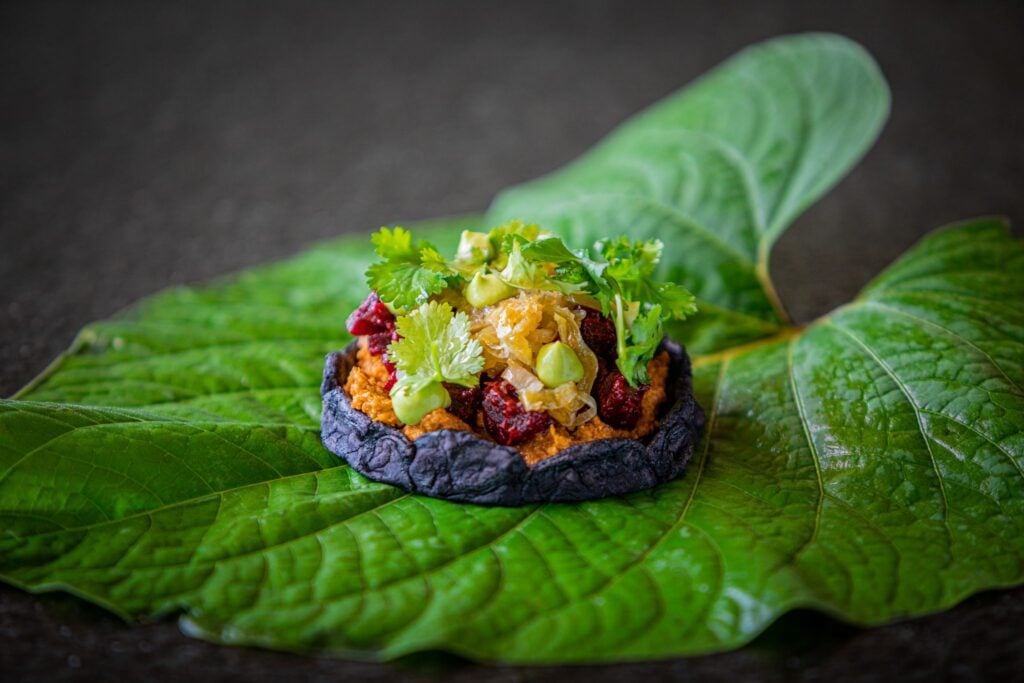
(320, 338, 704, 505)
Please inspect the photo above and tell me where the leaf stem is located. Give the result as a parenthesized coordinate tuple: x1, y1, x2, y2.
(613, 293, 628, 362)
(692, 325, 804, 368)
(757, 243, 791, 325)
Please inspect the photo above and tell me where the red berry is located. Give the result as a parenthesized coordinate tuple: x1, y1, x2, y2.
(382, 355, 398, 392)
(482, 380, 551, 446)
(596, 371, 648, 429)
(366, 331, 394, 356)
(579, 306, 618, 360)
(444, 383, 482, 424)
(346, 291, 395, 336)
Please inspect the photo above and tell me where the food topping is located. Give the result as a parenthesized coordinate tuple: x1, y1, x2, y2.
(535, 341, 585, 388)
(387, 300, 484, 401)
(482, 380, 553, 446)
(341, 220, 697, 458)
(391, 381, 451, 426)
(346, 291, 395, 337)
(475, 291, 552, 368)
(366, 330, 396, 356)
(596, 370, 649, 429)
(579, 305, 617, 360)
(345, 341, 672, 462)
(365, 227, 453, 310)
(381, 354, 398, 391)
(464, 270, 516, 308)
(343, 342, 401, 427)
(444, 382, 483, 424)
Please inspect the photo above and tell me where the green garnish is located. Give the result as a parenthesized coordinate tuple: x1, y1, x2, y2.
(516, 235, 697, 385)
(365, 221, 697, 390)
(365, 227, 454, 310)
(388, 301, 484, 401)
(614, 304, 664, 386)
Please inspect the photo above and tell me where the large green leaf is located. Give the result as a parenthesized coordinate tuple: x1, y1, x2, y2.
(2, 218, 1021, 661)
(490, 32, 889, 355)
(2, 34, 1023, 664)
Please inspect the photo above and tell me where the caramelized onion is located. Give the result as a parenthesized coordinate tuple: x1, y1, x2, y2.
(475, 290, 601, 428)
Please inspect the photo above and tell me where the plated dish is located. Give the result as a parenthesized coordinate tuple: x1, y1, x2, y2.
(320, 221, 705, 503)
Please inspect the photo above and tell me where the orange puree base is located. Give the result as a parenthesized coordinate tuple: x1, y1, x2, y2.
(342, 338, 669, 466)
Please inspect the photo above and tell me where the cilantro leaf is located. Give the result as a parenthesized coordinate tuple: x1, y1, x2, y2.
(365, 227, 455, 309)
(492, 239, 584, 295)
(371, 226, 418, 260)
(366, 262, 449, 311)
(597, 237, 662, 284)
(520, 236, 579, 263)
(615, 304, 664, 385)
(499, 240, 548, 290)
(653, 282, 698, 319)
(389, 301, 484, 393)
(589, 237, 696, 385)
(418, 246, 449, 272)
(518, 236, 609, 294)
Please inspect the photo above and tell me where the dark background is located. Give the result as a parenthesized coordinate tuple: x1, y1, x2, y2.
(2, 1, 1022, 680)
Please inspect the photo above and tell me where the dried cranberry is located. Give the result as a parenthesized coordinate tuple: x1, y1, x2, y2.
(366, 331, 395, 356)
(382, 355, 398, 392)
(596, 370, 648, 429)
(482, 380, 551, 446)
(346, 291, 395, 336)
(444, 383, 482, 424)
(579, 306, 618, 360)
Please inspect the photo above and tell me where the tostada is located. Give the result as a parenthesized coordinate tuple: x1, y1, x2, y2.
(320, 221, 705, 504)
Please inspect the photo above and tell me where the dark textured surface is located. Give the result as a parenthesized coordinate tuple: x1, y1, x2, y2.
(320, 340, 702, 504)
(2, 0, 1024, 680)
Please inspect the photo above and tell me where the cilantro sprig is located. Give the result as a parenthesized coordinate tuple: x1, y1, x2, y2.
(366, 227, 456, 310)
(519, 234, 697, 385)
(388, 301, 484, 396)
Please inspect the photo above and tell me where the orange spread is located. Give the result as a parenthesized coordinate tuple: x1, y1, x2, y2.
(342, 338, 670, 466)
